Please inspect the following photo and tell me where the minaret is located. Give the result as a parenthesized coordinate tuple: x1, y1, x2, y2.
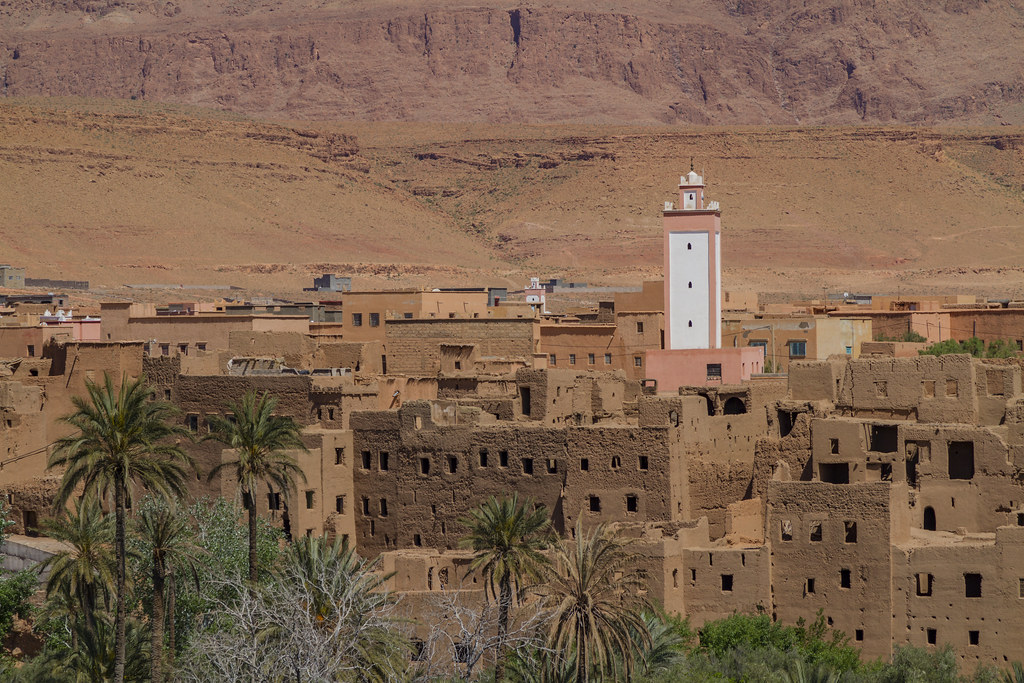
(662, 168, 721, 350)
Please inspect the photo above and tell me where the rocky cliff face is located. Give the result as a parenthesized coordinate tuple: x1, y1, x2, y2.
(0, 0, 1021, 123)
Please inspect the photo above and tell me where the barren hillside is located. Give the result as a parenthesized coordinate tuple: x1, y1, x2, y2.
(1, 0, 1022, 125)
(1, 100, 1022, 297)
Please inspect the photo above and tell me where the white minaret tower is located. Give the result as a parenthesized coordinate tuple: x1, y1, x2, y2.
(662, 168, 722, 350)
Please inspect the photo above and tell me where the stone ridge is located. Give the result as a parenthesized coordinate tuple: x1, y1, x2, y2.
(0, 0, 1021, 124)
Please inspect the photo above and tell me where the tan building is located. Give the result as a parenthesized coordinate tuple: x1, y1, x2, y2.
(723, 314, 872, 372)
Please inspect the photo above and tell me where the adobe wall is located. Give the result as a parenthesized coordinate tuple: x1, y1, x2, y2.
(386, 319, 538, 375)
(767, 481, 899, 660)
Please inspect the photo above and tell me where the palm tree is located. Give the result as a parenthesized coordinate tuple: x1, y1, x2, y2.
(783, 659, 840, 683)
(135, 499, 203, 683)
(1004, 662, 1024, 683)
(18, 616, 152, 683)
(206, 390, 307, 585)
(49, 372, 193, 683)
(460, 494, 552, 681)
(540, 521, 651, 683)
(39, 497, 116, 640)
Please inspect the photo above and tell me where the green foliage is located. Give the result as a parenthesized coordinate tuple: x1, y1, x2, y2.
(695, 611, 860, 673)
(0, 501, 36, 651)
(919, 337, 1019, 358)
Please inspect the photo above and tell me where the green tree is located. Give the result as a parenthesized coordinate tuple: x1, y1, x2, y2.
(48, 373, 193, 683)
(13, 616, 151, 683)
(540, 521, 651, 683)
(460, 494, 552, 681)
(1003, 662, 1024, 683)
(135, 498, 203, 683)
(39, 497, 116, 640)
(205, 390, 307, 585)
(0, 500, 35, 655)
(919, 337, 1020, 359)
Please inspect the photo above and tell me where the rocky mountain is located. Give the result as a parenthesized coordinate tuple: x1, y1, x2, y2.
(1, 0, 1022, 124)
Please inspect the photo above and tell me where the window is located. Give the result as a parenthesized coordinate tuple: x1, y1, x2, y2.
(809, 522, 822, 542)
(927, 628, 937, 645)
(855, 629, 863, 642)
(687, 242, 692, 250)
(870, 425, 898, 453)
(479, 449, 488, 467)
(916, 573, 933, 596)
(369, 312, 380, 327)
(634, 356, 643, 368)
(830, 438, 839, 454)
(580, 458, 589, 471)
(589, 496, 601, 512)
(806, 578, 816, 594)
(197, 343, 206, 351)
(1019, 578, 1024, 598)
(361, 497, 370, 515)
(447, 456, 458, 474)
(520, 387, 531, 416)
(379, 452, 389, 471)
(788, 340, 807, 358)
(840, 568, 851, 588)
(549, 354, 557, 365)
(781, 520, 793, 541)
(267, 492, 282, 511)
(160, 344, 169, 356)
(419, 457, 430, 475)
(948, 441, 975, 479)
(351, 313, 362, 327)
(820, 463, 849, 484)
(522, 458, 534, 475)
(706, 363, 722, 380)
(946, 379, 958, 397)
(379, 498, 388, 517)
(964, 573, 982, 598)
(403, 312, 413, 319)
(639, 455, 649, 470)
(611, 455, 621, 469)
(361, 451, 371, 470)
(179, 344, 188, 355)
(186, 414, 199, 432)
(844, 521, 858, 543)
(626, 495, 638, 513)
(305, 490, 314, 509)
(26, 345, 34, 357)
(721, 575, 733, 592)
(335, 447, 345, 465)
(335, 495, 345, 514)
(546, 458, 557, 474)
(636, 321, 644, 333)
(604, 353, 612, 365)
(588, 353, 595, 365)
(969, 630, 979, 646)
(413, 534, 422, 547)
(569, 353, 576, 365)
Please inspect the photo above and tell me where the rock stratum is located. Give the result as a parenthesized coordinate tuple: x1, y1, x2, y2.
(1, 0, 1023, 124)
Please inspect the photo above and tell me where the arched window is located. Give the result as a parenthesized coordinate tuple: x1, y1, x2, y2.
(923, 506, 936, 531)
(723, 397, 747, 415)
(687, 243, 692, 250)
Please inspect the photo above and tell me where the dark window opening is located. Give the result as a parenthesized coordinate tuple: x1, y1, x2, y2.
(855, 629, 864, 642)
(723, 396, 746, 414)
(361, 497, 370, 515)
(419, 458, 430, 475)
(626, 495, 638, 513)
(809, 522, 822, 542)
(706, 363, 722, 380)
(639, 455, 649, 470)
(721, 574, 733, 592)
(520, 387, 531, 416)
(335, 495, 345, 514)
(413, 534, 422, 547)
(1018, 512, 1024, 527)
(964, 573, 982, 598)
(611, 455, 621, 469)
(522, 458, 533, 475)
(829, 438, 840, 454)
(869, 424, 898, 453)
(580, 458, 589, 471)
(379, 498, 388, 517)
(924, 506, 936, 531)
(840, 568, 851, 588)
(305, 490, 314, 509)
(447, 456, 458, 474)
(479, 449, 488, 467)
(806, 578, 816, 594)
(379, 452, 389, 471)
(778, 410, 796, 438)
(844, 521, 858, 543)
(927, 628, 937, 645)
(499, 450, 509, 467)
(589, 496, 601, 512)
(969, 630, 979, 646)
(916, 573, 933, 596)
(361, 451, 371, 470)
(335, 447, 345, 465)
(820, 462, 850, 484)
(369, 312, 380, 327)
(948, 441, 975, 480)
(546, 458, 557, 473)
(781, 520, 793, 541)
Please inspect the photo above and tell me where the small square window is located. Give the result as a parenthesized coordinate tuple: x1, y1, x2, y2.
(403, 312, 413, 319)
(706, 363, 722, 380)
(522, 458, 534, 475)
(922, 379, 936, 398)
(788, 340, 807, 358)
(634, 356, 643, 368)
(369, 313, 380, 327)
(589, 496, 601, 512)
(927, 628, 937, 645)
(721, 574, 733, 592)
(946, 379, 958, 397)
(351, 313, 363, 327)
